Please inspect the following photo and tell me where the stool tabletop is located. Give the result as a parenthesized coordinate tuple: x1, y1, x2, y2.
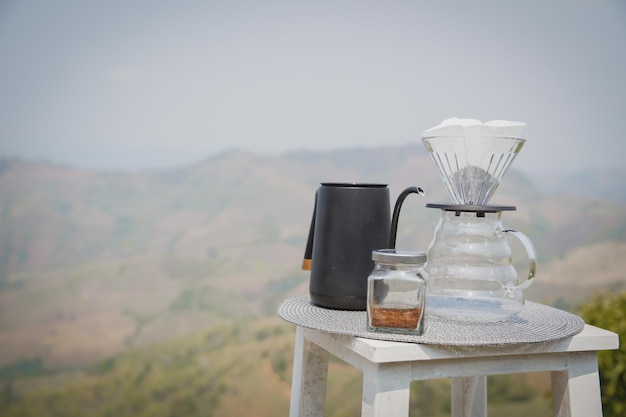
(302, 324, 619, 364)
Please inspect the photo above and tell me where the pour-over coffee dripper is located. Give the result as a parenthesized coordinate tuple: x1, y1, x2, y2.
(421, 135, 525, 206)
(421, 119, 537, 322)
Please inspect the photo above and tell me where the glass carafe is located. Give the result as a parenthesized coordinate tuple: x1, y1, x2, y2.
(425, 204, 536, 322)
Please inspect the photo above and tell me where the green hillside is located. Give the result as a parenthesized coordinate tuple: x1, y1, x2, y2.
(0, 319, 295, 417)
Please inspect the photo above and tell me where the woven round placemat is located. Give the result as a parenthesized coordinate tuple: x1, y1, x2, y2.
(277, 296, 585, 347)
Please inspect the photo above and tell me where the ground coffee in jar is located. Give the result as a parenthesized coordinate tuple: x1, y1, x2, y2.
(367, 249, 426, 335)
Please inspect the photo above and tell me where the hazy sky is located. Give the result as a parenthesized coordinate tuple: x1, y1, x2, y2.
(1, 0, 625, 177)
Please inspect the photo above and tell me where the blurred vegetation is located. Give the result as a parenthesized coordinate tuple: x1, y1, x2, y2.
(0, 319, 294, 417)
(577, 291, 626, 417)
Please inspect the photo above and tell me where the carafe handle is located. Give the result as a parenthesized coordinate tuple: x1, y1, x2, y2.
(502, 229, 537, 291)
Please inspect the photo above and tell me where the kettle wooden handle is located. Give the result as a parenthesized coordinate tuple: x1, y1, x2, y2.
(302, 191, 317, 270)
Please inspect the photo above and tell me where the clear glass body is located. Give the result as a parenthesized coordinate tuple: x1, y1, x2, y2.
(425, 209, 536, 322)
(367, 261, 426, 335)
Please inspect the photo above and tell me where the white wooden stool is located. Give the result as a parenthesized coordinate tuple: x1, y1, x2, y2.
(289, 324, 619, 417)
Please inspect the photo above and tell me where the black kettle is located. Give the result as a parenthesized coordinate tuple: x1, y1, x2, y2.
(303, 183, 423, 310)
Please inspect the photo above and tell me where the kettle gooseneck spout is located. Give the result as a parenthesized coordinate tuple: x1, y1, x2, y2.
(388, 186, 425, 249)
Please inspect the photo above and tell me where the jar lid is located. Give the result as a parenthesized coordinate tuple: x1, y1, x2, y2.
(372, 249, 427, 264)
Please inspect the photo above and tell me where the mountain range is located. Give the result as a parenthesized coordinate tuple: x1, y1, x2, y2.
(0, 145, 625, 372)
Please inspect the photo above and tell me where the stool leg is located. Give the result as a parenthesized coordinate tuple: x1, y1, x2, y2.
(551, 352, 603, 417)
(361, 363, 411, 417)
(451, 376, 487, 417)
(290, 326, 329, 417)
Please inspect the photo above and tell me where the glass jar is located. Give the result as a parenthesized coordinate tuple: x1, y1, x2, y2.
(367, 249, 427, 335)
